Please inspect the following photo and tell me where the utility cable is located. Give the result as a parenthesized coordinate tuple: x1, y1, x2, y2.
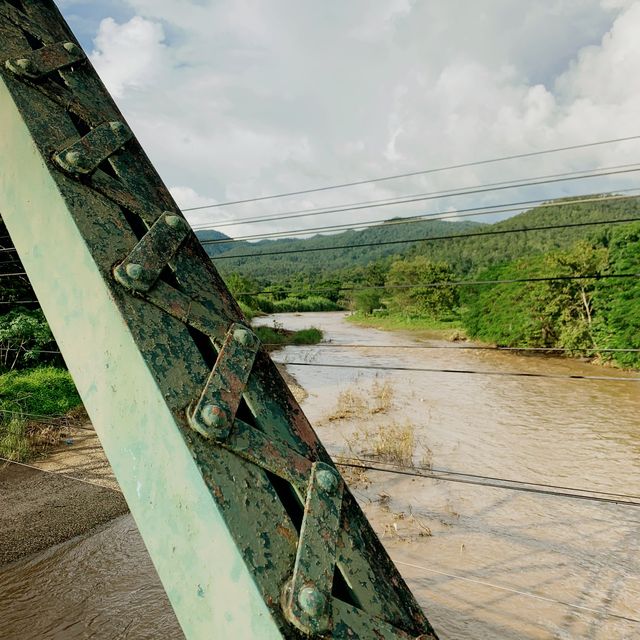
(332, 454, 640, 500)
(237, 272, 640, 298)
(211, 215, 640, 259)
(334, 460, 640, 506)
(182, 135, 640, 211)
(0, 455, 121, 493)
(392, 560, 640, 625)
(262, 343, 640, 353)
(279, 361, 640, 382)
(194, 165, 640, 230)
(197, 191, 640, 244)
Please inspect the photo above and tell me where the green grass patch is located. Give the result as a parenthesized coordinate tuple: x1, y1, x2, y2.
(347, 311, 464, 335)
(0, 417, 31, 462)
(0, 367, 83, 462)
(254, 326, 323, 349)
(0, 367, 81, 417)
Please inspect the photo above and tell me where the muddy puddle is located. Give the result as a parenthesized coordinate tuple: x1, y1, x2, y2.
(1, 312, 639, 639)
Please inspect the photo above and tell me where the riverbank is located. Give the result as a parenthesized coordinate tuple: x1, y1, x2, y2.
(0, 424, 127, 567)
(0, 362, 303, 568)
(347, 311, 465, 341)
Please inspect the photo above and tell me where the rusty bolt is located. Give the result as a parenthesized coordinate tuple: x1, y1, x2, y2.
(64, 150, 82, 167)
(316, 469, 338, 494)
(297, 586, 326, 617)
(233, 327, 254, 347)
(63, 42, 80, 55)
(200, 403, 226, 429)
(125, 263, 144, 281)
(165, 215, 185, 230)
(15, 58, 33, 71)
(110, 121, 127, 136)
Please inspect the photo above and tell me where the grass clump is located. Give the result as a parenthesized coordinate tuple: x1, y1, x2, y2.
(326, 378, 394, 421)
(0, 367, 81, 416)
(346, 421, 417, 467)
(0, 367, 83, 462)
(254, 325, 323, 350)
(0, 417, 30, 462)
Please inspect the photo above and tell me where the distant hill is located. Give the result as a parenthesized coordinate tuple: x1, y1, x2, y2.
(208, 218, 483, 279)
(205, 194, 640, 280)
(195, 229, 234, 256)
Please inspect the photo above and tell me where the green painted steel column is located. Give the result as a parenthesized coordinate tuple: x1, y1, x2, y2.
(0, 2, 438, 639)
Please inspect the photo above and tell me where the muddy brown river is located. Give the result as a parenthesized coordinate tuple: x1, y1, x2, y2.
(1, 312, 639, 639)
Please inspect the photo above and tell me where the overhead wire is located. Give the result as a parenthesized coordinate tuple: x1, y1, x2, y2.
(278, 361, 640, 382)
(334, 460, 640, 505)
(332, 454, 640, 500)
(392, 560, 640, 625)
(263, 343, 640, 353)
(182, 134, 640, 211)
(196, 190, 640, 245)
(210, 215, 640, 259)
(192, 164, 640, 231)
(0, 456, 121, 493)
(234, 272, 640, 298)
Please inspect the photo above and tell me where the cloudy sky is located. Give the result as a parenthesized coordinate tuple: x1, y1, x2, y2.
(57, 0, 640, 240)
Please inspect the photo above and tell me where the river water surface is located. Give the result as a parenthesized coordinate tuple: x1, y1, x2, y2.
(1, 312, 639, 639)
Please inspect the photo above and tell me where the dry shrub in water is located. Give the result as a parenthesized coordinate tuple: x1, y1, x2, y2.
(326, 378, 394, 421)
(326, 388, 368, 421)
(371, 421, 416, 466)
(347, 421, 416, 467)
(370, 379, 393, 414)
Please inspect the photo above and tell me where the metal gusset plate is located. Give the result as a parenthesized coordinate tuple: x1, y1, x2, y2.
(53, 120, 132, 174)
(113, 211, 191, 292)
(222, 419, 311, 495)
(284, 461, 344, 635)
(5, 40, 84, 79)
(188, 323, 260, 439)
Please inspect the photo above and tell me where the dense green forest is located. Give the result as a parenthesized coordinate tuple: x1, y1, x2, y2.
(214, 197, 640, 368)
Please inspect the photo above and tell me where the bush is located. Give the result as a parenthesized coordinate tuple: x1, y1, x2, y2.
(0, 367, 81, 417)
(353, 289, 382, 315)
(0, 309, 60, 372)
(272, 296, 340, 312)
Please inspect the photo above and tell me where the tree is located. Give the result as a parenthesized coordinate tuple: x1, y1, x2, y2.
(385, 257, 459, 318)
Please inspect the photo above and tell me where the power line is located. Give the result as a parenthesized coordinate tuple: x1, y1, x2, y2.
(333, 454, 640, 500)
(279, 361, 640, 382)
(261, 342, 640, 353)
(0, 299, 38, 305)
(392, 560, 640, 625)
(182, 135, 640, 211)
(334, 460, 640, 505)
(211, 215, 640, 259)
(197, 191, 640, 245)
(0, 456, 121, 493)
(193, 165, 640, 231)
(0, 271, 27, 278)
(237, 272, 640, 298)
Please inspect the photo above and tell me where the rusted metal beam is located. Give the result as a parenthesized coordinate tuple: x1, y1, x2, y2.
(0, 2, 438, 638)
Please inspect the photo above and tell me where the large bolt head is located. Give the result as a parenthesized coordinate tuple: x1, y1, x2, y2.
(64, 150, 81, 167)
(233, 327, 254, 347)
(200, 403, 226, 429)
(165, 215, 185, 230)
(110, 121, 127, 135)
(63, 42, 80, 55)
(316, 468, 339, 494)
(125, 263, 144, 281)
(15, 58, 32, 71)
(297, 586, 326, 617)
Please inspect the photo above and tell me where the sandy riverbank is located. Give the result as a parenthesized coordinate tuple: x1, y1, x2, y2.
(0, 364, 304, 568)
